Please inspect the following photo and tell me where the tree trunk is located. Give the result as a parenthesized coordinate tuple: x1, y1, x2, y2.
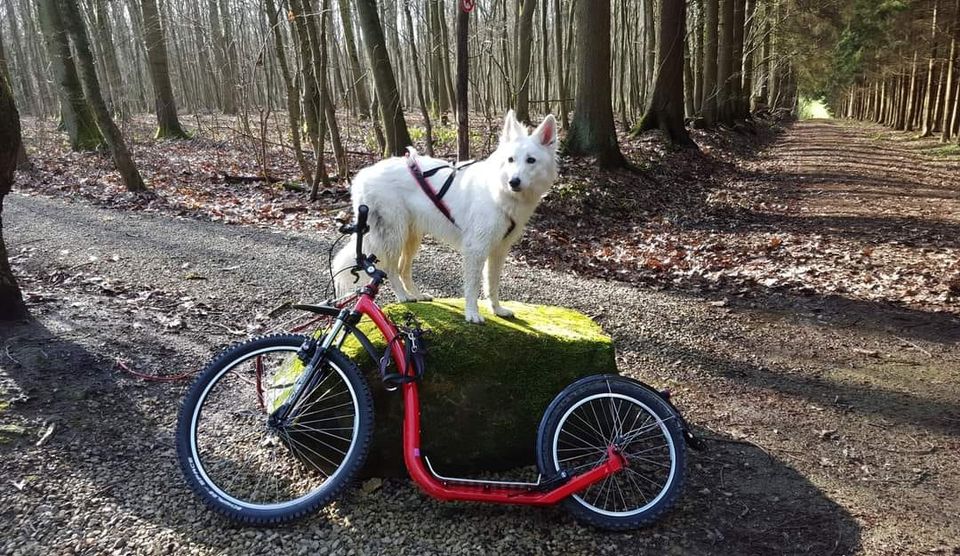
(438, 4, 456, 118)
(906, 50, 920, 130)
(758, 2, 770, 105)
(716, 0, 734, 124)
(426, 0, 450, 116)
(139, 0, 189, 139)
(37, 0, 104, 150)
(553, 0, 568, 128)
(702, 0, 719, 124)
(92, 0, 124, 116)
(292, 0, 331, 197)
(0, 23, 29, 168)
(514, 0, 537, 123)
(208, 0, 237, 114)
(57, 0, 147, 192)
(188, 0, 217, 109)
(355, 0, 412, 157)
(456, 2, 469, 160)
(401, 0, 433, 156)
(683, 38, 695, 117)
(941, 0, 960, 142)
(634, 0, 696, 147)
(338, 0, 371, 119)
(541, 0, 551, 116)
(265, 0, 312, 183)
(643, 0, 656, 97)
(0, 28, 27, 320)
(289, 0, 320, 159)
(563, 0, 625, 168)
(320, 5, 347, 179)
(921, 0, 941, 137)
(693, 0, 704, 112)
(730, 0, 745, 119)
(740, 0, 756, 117)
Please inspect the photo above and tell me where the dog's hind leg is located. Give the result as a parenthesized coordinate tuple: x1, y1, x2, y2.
(398, 232, 431, 301)
(483, 248, 514, 318)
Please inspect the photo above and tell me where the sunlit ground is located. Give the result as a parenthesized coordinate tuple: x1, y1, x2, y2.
(798, 97, 832, 119)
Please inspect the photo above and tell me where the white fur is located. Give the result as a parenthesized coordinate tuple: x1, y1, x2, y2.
(334, 110, 559, 323)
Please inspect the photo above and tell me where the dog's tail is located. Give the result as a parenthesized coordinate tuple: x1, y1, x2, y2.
(332, 236, 359, 298)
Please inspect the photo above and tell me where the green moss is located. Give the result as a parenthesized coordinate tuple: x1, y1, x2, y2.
(336, 299, 618, 476)
(0, 424, 26, 436)
(275, 300, 617, 476)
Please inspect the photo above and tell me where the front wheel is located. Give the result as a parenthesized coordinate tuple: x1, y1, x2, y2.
(175, 335, 374, 525)
(536, 375, 686, 530)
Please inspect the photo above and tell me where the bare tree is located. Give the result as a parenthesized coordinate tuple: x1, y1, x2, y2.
(355, 0, 411, 157)
(139, 0, 189, 138)
(264, 0, 311, 182)
(634, 0, 696, 147)
(38, 0, 104, 150)
(0, 26, 26, 320)
(563, 0, 625, 168)
(702, 0, 719, 125)
(514, 0, 537, 123)
(57, 0, 147, 192)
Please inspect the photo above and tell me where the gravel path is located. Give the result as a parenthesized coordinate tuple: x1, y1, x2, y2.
(3, 123, 960, 554)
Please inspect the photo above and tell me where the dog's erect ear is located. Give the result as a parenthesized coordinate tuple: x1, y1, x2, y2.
(500, 109, 525, 143)
(532, 114, 557, 149)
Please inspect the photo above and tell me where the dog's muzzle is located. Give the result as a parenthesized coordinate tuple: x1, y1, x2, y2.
(508, 177, 522, 191)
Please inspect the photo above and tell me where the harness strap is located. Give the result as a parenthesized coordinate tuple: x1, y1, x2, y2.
(438, 160, 476, 199)
(404, 149, 509, 238)
(405, 148, 457, 225)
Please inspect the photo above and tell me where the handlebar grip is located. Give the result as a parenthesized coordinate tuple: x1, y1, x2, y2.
(356, 205, 369, 233)
(355, 205, 369, 264)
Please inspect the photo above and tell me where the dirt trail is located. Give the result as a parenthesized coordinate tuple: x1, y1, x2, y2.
(1, 121, 958, 555)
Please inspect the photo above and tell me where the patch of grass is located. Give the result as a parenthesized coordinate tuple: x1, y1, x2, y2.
(408, 125, 458, 150)
(922, 143, 960, 158)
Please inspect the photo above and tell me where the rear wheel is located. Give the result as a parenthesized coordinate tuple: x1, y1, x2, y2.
(536, 376, 686, 530)
(175, 335, 373, 525)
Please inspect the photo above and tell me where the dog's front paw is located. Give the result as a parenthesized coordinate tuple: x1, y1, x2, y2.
(464, 310, 485, 324)
(493, 306, 515, 318)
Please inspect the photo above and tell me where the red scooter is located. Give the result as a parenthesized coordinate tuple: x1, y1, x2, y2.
(176, 205, 698, 530)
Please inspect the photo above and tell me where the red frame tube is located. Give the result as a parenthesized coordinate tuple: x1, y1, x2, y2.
(353, 290, 627, 506)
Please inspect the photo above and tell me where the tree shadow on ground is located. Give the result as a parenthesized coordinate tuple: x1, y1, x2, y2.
(149, 405, 862, 556)
(0, 318, 172, 552)
(701, 204, 960, 249)
(619, 335, 959, 437)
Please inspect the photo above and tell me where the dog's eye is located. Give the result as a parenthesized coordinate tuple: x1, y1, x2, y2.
(508, 157, 514, 163)
(526, 157, 536, 164)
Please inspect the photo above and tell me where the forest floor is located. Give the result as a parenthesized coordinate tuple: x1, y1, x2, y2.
(1, 118, 959, 555)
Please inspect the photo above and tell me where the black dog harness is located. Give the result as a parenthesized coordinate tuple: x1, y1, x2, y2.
(404, 148, 516, 237)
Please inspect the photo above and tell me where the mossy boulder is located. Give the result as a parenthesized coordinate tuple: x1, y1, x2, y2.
(337, 298, 618, 477)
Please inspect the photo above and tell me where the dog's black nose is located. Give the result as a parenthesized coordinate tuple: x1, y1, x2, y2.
(509, 177, 521, 190)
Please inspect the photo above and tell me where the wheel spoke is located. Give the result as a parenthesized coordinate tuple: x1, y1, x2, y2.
(183, 340, 369, 516)
(551, 388, 679, 519)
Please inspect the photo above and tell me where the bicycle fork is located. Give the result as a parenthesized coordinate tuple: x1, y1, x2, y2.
(268, 310, 351, 427)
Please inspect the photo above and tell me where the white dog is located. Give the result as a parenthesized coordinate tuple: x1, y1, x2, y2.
(334, 110, 558, 323)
